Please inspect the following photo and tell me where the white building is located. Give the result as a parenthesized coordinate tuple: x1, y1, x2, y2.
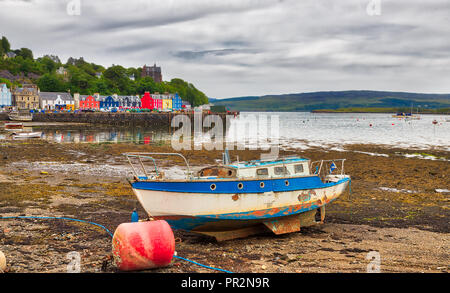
(40, 92, 74, 110)
(0, 83, 12, 107)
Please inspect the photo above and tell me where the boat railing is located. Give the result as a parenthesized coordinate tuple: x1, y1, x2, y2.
(125, 152, 192, 180)
(310, 159, 346, 180)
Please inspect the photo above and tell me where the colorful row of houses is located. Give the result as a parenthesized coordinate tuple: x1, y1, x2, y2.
(0, 83, 190, 111)
(75, 92, 183, 111)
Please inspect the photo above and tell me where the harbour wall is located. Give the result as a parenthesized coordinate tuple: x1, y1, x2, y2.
(0, 112, 232, 127)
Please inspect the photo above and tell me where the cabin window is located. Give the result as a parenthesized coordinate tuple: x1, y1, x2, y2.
(294, 164, 304, 173)
(237, 183, 244, 190)
(274, 166, 289, 175)
(210, 184, 216, 191)
(256, 168, 268, 176)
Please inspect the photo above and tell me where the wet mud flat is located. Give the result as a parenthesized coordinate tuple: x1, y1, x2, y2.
(0, 140, 448, 273)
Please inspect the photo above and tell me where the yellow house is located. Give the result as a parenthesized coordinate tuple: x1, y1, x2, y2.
(162, 96, 172, 111)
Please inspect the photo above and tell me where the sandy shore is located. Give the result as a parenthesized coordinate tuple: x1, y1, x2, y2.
(0, 140, 448, 273)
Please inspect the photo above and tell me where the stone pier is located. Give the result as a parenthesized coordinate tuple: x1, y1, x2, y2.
(1, 112, 233, 127)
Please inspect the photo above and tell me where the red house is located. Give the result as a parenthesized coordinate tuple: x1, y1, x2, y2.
(141, 92, 163, 110)
(141, 92, 154, 110)
(79, 95, 100, 110)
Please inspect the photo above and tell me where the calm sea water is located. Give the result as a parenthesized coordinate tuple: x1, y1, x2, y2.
(9, 112, 450, 150)
(231, 112, 450, 151)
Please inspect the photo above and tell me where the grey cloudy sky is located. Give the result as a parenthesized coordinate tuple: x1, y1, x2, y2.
(1, 0, 449, 98)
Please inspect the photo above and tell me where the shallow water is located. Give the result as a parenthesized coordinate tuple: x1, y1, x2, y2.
(229, 112, 450, 151)
(4, 112, 449, 150)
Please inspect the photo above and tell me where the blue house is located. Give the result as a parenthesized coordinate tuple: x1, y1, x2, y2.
(100, 96, 119, 109)
(172, 93, 182, 111)
(0, 83, 12, 107)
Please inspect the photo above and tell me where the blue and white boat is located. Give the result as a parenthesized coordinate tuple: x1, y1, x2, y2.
(125, 152, 351, 241)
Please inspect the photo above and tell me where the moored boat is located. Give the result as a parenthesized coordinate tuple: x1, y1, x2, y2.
(4, 122, 23, 129)
(8, 112, 33, 122)
(125, 152, 351, 241)
(392, 112, 420, 120)
(11, 131, 42, 139)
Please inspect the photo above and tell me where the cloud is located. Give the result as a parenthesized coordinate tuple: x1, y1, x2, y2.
(1, 0, 450, 97)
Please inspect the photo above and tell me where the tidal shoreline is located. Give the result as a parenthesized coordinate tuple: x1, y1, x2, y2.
(0, 140, 448, 273)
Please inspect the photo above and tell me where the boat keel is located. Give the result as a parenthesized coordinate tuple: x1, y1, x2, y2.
(195, 208, 324, 241)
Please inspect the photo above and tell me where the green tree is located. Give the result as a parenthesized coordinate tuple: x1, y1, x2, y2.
(16, 48, 34, 60)
(1, 36, 11, 53)
(37, 73, 67, 92)
(37, 56, 58, 73)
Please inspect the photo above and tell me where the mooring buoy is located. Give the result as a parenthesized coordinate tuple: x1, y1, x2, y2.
(112, 220, 175, 271)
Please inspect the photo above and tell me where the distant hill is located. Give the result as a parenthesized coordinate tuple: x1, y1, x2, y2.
(212, 91, 450, 112)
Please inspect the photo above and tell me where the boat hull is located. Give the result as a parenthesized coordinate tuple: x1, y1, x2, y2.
(12, 132, 42, 139)
(4, 122, 23, 129)
(8, 116, 32, 122)
(131, 176, 350, 238)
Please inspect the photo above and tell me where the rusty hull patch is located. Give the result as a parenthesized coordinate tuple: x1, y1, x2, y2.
(263, 215, 301, 235)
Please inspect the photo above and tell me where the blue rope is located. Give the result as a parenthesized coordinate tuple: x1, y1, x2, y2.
(0, 215, 233, 273)
(0, 216, 113, 238)
(173, 255, 233, 273)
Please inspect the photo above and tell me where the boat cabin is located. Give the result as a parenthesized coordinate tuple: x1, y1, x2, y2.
(197, 157, 310, 179)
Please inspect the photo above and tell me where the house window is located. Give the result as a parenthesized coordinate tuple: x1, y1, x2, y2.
(294, 164, 304, 173)
(274, 166, 289, 175)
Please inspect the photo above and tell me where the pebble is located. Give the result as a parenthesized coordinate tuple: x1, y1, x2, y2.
(261, 265, 267, 270)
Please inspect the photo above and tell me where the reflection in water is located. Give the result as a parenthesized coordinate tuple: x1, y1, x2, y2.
(28, 112, 450, 150)
(37, 126, 172, 144)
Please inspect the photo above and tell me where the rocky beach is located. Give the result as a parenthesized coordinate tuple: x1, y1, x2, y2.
(0, 139, 448, 273)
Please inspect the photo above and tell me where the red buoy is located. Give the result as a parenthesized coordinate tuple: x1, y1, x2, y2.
(112, 220, 175, 271)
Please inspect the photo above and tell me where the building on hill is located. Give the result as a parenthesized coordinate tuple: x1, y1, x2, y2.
(5, 52, 16, 59)
(12, 84, 40, 109)
(40, 92, 74, 110)
(0, 83, 12, 107)
(56, 67, 68, 77)
(141, 63, 162, 83)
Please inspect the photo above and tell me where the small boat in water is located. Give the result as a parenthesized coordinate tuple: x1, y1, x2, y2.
(4, 122, 23, 129)
(11, 131, 42, 139)
(8, 112, 33, 122)
(125, 151, 351, 241)
(392, 112, 420, 120)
